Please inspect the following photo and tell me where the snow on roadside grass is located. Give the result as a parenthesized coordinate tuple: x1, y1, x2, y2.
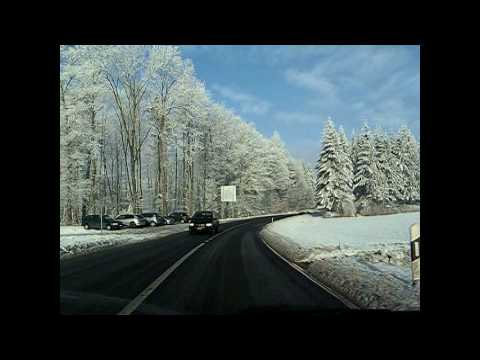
(260, 212, 420, 310)
(60, 225, 189, 258)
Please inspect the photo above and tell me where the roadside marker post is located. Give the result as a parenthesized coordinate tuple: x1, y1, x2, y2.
(410, 223, 420, 286)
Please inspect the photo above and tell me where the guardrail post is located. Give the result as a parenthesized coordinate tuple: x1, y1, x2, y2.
(410, 223, 420, 286)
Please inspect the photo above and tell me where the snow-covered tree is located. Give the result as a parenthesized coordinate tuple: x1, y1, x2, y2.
(353, 122, 377, 202)
(287, 159, 315, 210)
(371, 129, 394, 203)
(303, 164, 316, 208)
(336, 126, 355, 210)
(315, 117, 354, 212)
(391, 126, 420, 203)
(263, 131, 290, 213)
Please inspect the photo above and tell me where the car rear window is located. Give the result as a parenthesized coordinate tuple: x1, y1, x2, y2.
(192, 211, 212, 219)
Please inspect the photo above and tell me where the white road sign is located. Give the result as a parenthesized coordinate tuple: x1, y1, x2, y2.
(221, 185, 236, 202)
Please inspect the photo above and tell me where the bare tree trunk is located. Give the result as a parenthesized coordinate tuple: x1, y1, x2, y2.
(115, 143, 121, 215)
(182, 131, 187, 210)
(175, 136, 178, 211)
(155, 134, 161, 212)
(158, 115, 168, 215)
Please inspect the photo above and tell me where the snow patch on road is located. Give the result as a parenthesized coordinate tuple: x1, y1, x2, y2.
(260, 212, 420, 310)
(60, 225, 189, 258)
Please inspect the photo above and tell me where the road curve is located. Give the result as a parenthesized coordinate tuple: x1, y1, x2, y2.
(60, 215, 348, 314)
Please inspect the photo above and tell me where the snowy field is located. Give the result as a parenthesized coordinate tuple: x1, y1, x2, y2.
(60, 224, 189, 258)
(260, 212, 420, 310)
(266, 212, 419, 252)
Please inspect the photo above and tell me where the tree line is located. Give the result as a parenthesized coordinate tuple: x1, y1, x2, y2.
(60, 45, 316, 225)
(315, 118, 420, 215)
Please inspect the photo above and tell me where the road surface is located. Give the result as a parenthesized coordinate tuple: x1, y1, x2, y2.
(60, 215, 348, 314)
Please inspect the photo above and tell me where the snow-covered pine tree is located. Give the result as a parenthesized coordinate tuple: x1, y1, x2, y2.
(353, 122, 377, 202)
(336, 126, 355, 214)
(371, 128, 395, 203)
(395, 126, 420, 203)
(315, 117, 344, 212)
(303, 164, 316, 208)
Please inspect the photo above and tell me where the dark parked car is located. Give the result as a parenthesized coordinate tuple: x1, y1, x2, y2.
(168, 211, 190, 223)
(82, 215, 124, 230)
(189, 211, 220, 234)
(115, 214, 148, 228)
(141, 212, 167, 226)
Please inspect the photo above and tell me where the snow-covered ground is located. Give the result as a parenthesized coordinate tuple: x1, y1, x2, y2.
(260, 212, 420, 310)
(60, 224, 189, 258)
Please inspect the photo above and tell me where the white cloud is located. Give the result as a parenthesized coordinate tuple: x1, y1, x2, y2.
(283, 46, 419, 134)
(285, 69, 337, 96)
(273, 111, 324, 126)
(211, 84, 271, 115)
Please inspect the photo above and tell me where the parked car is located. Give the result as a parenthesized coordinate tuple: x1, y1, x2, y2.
(82, 215, 124, 230)
(141, 212, 166, 226)
(189, 211, 220, 234)
(115, 214, 148, 228)
(168, 211, 190, 223)
(162, 216, 176, 225)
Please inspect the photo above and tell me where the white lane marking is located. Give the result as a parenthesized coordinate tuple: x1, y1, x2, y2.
(117, 242, 205, 315)
(118, 221, 253, 315)
(260, 235, 360, 310)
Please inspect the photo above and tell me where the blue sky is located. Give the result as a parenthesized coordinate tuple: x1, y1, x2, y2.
(179, 45, 420, 165)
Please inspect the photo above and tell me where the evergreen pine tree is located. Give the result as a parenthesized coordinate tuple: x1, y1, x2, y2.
(315, 118, 353, 213)
(396, 126, 420, 203)
(353, 122, 376, 202)
(371, 129, 393, 203)
(337, 126, 355, 210)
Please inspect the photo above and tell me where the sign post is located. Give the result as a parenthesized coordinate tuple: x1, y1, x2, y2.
(410, 223, 420, 286)
(221, 186, 236, 219)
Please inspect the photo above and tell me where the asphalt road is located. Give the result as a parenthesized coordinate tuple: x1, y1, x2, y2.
(60, 215, 348, 315)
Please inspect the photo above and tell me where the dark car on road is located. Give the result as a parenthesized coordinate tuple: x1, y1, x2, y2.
(141, 212, 167, 226)
(82, 215, 124, 230)
(189, 211, 220, 234)
(168, 211, 190, 223)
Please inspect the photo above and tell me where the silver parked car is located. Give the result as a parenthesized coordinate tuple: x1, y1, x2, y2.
(115, 214, 148, 228)
(141, 212, 167, 226)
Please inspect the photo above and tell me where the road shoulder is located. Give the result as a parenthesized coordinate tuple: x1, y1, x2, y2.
(259, 218, 420, 311)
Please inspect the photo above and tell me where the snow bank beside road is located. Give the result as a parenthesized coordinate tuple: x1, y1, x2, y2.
(60, 225, 189, 258)
(260, 212, 420, 310)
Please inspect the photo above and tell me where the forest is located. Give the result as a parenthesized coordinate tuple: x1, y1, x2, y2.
(60, 45, 316, 225)
(315, 118, 420, 216)
(60, 45, 419, 225)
